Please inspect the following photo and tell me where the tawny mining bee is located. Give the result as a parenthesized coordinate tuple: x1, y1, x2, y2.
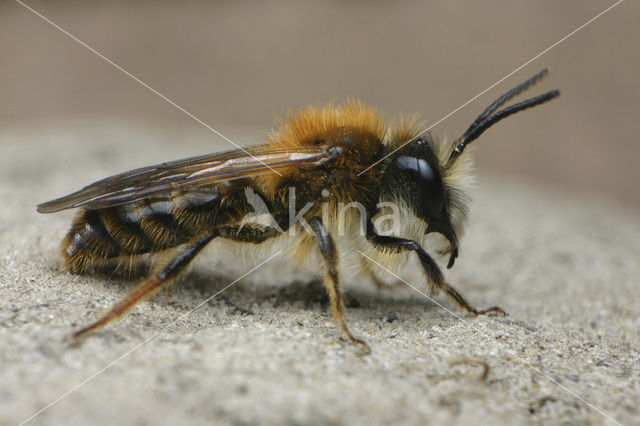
(38, 69, 559, 351)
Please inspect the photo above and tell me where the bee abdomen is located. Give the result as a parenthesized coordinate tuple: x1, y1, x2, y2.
(62, 197, 219, 273)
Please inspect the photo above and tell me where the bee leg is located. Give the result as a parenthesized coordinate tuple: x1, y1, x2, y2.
(366, 231, 505, 317)
(309, 217, 371, 354)
(217, 224, 283, 243)
(72, 230, 219, 339)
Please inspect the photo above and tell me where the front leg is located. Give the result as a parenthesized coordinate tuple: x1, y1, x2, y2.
(309, 217, 370, 353)
(366, 222, 505, 316)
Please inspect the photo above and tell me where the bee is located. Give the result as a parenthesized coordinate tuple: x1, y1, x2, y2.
(38, 69, 559, 351)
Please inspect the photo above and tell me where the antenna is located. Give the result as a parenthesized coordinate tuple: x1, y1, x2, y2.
(449, 68, 560, 162)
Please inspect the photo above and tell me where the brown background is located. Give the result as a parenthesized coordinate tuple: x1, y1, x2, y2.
(2, 0, 639, 209)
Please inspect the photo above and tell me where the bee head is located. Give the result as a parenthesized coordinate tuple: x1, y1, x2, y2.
(381, 137, 462, 268)
(380, 68, 560, 268)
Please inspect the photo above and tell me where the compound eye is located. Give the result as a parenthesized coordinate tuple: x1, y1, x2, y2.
(396, 156, 445, 219)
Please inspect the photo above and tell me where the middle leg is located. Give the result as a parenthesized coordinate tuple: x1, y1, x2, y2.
(309, 217, 370, 353)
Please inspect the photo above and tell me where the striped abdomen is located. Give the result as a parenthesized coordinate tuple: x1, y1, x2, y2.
(62, 195, 223, 273)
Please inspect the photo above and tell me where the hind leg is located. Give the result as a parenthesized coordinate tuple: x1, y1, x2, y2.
(72, 223, 284, 338)
(72, 230, 218, 338)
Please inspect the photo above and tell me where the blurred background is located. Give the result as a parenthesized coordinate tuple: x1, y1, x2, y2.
(2, 0, 638, 209)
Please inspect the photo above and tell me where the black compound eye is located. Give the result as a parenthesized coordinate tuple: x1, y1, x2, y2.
(395, 156, 445, 219)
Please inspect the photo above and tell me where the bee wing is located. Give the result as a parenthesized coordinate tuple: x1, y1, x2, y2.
(37, 145, 330, 213)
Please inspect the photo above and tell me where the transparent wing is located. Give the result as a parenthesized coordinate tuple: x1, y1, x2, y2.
(37, 145, 330, 213)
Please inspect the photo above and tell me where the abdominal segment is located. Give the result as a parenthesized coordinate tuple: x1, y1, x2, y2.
(61, 195, 223, 273)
